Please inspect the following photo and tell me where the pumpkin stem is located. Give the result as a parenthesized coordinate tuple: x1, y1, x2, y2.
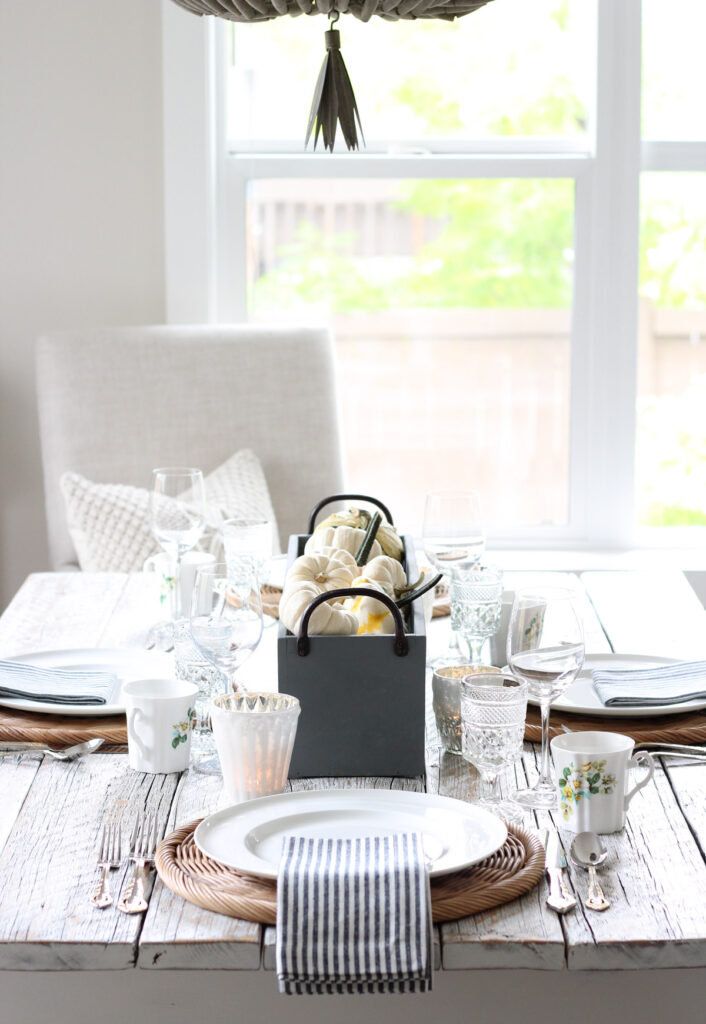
(395, 572, 444, 610)
(354, 512, 382, 566)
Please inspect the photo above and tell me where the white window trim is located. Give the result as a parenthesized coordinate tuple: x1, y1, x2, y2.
(162, 0, 705, 552)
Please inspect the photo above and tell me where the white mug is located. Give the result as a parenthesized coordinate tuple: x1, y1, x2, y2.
(551, 731, 654, 834)
(143, 550, 216, 614)
(124, 678, 198, 773)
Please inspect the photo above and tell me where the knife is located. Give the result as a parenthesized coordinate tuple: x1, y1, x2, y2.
(543, 828, 577, 915)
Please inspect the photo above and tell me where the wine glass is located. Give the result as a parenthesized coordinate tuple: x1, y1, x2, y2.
(451, 567, 504, 665)
(507, 587, 585, 809)
(147, 468, 206, 645)
(189, 562, 263, 775)
(423, 490, 485, 669)
(460, 673, 528, 825)
(223, 517, 275, 627)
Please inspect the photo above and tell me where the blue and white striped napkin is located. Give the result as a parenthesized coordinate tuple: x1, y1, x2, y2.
(0, 660, 116, 706)
(276, 832, 433, 995)
(593, 660, 706, 707)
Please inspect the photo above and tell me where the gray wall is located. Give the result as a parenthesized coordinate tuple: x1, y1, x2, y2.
(0, 0, 166, 609)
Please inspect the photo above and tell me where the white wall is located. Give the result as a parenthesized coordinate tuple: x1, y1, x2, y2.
(0, 0, 166, 608)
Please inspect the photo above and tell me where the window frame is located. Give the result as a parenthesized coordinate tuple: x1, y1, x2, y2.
(162, 0, 705, 548)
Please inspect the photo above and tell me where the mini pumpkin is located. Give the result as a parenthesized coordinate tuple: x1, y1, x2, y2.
(304, 524, 381, 563)
(280, 581, 359, 636)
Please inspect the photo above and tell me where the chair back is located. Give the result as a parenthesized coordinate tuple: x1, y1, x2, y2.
(36, 325, 344, 569)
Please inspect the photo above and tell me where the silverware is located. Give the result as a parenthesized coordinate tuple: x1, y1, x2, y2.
(543, 828, 577, 915)
(91, 822, 122, 909)
(634, 742, 706, 760)
(117, 814, 159, 914)
(0, 738, 104, 761)
(570, 831, 611, 912)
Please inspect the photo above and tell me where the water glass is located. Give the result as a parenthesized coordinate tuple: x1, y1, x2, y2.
(173, 618, 224, 773)
(423, 489, 485, 670)
(508, 587, 585, 809)
(451, 567, 503, 665)
(460, 673, 528, 824)
(211, 692, 300, 805)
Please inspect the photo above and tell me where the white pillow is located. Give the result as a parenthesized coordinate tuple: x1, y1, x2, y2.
(60, 450, 281, 573)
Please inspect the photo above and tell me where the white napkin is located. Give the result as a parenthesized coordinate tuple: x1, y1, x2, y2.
(276, 832, 433, 995)
(593, 660, 706, 707)
(0, 660, 116, 705)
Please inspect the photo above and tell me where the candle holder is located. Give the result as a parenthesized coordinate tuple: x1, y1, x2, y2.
(432, 664, 502, 754)
(211, 692, 300, 805)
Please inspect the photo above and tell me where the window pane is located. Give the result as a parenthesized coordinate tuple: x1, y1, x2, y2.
(643, 0, 706, 140)
(246, 178, 574, 529)
(227, 1, 593, 146)
(636, 173, 706, 527)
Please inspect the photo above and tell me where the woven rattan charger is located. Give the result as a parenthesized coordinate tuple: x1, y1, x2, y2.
(156, 818, 544, 924)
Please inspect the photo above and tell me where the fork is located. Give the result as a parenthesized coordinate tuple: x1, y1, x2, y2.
(117, 814, 159, 914)
(90, 822, 122, 909)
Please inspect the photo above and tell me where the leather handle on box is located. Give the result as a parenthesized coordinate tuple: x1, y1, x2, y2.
(297, 587, 409, 658)
(307, 494, 394, 533)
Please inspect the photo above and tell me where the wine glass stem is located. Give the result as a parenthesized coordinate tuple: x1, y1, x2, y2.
(170, 551, 183, 622)
(225, 668, 246, 695)
(481, 770, 501, 804)
(539, 699, 553, 788)
(469, 638, 484, 665)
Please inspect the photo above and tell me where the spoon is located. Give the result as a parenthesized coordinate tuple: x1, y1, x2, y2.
(570, 831, 611, 912)
(0, 738, 105, 761)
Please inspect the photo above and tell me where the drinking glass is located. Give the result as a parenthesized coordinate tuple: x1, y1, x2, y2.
(223, 517, 275, 626)
(507, 587, 585, 809)
(173, 618, 224, 774)
(147, 468, 206, 645)
(451, 567, 503, 665)
(423, 489, 485, 669)
(189, 562, 264, 776)
(460, 673, 528, 824)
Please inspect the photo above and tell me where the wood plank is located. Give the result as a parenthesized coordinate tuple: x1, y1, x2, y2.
(582, 570, 706, 659)
(0, 573, 129, 655)
(557, 758, 706, 969)
(0, 753, 179, 970)
(138, 769, 262, 970)
(0, 755, 42, 855)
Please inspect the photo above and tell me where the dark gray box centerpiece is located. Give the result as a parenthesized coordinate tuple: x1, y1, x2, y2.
(278, 499, 427, 779)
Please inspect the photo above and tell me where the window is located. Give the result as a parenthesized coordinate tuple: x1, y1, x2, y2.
(164, 0, 706, 546)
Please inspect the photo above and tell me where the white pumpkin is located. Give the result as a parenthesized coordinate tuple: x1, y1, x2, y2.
(280, 581, 359, 636)
(363, 555, 407, 597)
(315, 508, 404, 561)
(305, 525, 382, 563)
(285, 549, 358, 596)
(343, 578, 396, 635)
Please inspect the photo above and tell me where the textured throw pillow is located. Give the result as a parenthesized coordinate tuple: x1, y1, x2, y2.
(60, 449, 281, 573)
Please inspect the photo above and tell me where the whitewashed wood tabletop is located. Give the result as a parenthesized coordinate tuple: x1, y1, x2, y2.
(1, 570, 706, 974)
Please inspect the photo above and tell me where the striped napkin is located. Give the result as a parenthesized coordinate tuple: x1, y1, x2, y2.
(593, 660, 706, 707)
(0, 660, 116, 705)
(276, 832, 433, 995)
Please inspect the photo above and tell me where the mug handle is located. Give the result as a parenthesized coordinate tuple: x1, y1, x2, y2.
(625, 750, 654, 809)
(127, 708, 149, 758)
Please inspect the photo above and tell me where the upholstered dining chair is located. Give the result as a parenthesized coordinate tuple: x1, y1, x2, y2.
(35, 325, 345, 570)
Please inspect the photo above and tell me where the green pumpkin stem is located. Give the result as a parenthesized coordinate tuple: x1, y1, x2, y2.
(354, 511, 382, 566)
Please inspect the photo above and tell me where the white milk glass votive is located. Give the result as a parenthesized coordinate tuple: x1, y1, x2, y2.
(211, 692, 301, 805)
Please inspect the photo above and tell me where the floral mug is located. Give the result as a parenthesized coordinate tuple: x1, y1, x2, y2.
(550, 731, 654, 834)
(123, 679, 198, 774)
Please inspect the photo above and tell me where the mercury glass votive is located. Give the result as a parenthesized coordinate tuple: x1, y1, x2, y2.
(210, 692, 300, 805)
(432, 664, 502, 754)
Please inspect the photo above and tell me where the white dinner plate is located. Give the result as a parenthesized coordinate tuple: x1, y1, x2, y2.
(0, 648, 174, 716)
(194, 788, 508, 880)
(526, 652, 702, 718)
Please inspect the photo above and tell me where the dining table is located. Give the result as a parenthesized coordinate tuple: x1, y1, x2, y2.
(1, 566, 706, 1024)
